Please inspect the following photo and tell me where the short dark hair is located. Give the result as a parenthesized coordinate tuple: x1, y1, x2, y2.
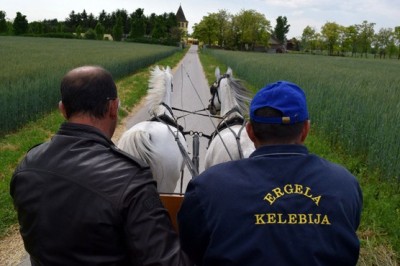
(250, 107, 305, 143)
(60, 66, 117, 119)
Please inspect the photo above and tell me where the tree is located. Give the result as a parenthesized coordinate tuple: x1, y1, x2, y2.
(344, 25, 359, 57)
(356, 20, 375, 58)
(0, 11, 7, 33)
(98, 10, 113, 33)
(386, 35, 397, 59)
(146, 13, 157, 36)
(56, 21, 64, 33)
(95, 22, 105, 40)
(164, 12, 178, 40)
(274, 16, 290, 44)
(301, 26, 316, 53)
(65, 10, 79, 32)
(129, 8, 146, 38)
(80, 9, 88, 28)
(13, 12, 28, 35)
(87, 13, 97, 29)
(374, 28, 393, 58)
(112, 15, 123, 41)
(233, 9, 271, 51)
(394, 26, 400, 59)
(192, 14, 218, 46)
(151, 14, 169, 39)
(214, 10, 231, 47)
(321, 22, 341, 56)
(40, 19, 60, 33)
(287, 37, 300, 51)
(75, 25, 83, 38)
(28, 21, 44, 35)
(112, 9, 129, 35)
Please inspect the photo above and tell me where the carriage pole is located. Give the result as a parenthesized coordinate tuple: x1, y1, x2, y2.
(192, 132, 200, 174)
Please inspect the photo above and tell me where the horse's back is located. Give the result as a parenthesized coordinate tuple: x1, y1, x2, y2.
(205, 125, 254, 169)
(118, 121, 187, 193)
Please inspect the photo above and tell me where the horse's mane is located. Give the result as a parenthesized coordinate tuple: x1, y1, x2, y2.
(146, 66, 171, 116)
(226, 76, 251, 116)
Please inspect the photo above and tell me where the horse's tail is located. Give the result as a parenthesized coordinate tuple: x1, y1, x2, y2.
(117, 130, 157, 171)
(117, 129, 168, 190)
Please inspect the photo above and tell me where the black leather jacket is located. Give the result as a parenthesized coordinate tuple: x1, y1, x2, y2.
(10, 122, 190, 266)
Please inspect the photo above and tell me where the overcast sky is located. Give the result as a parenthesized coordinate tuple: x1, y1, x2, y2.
(1, 0, 399, 38)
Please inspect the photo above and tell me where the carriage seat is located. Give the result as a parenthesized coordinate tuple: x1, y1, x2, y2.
(159, 193, 184, 232)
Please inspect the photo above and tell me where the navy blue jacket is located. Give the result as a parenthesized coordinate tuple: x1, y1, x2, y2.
(178, 144, 362, 266)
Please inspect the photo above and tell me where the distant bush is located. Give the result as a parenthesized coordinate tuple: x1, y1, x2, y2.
(127, 37, 180, 47)
(84, 29, 97, 40)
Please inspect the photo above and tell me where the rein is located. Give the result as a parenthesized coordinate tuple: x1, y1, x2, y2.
(171, 106, 223, 120)
(152, 113, 199, 177)
(178, 64, 248, 166)
(149, 101, 200, 177)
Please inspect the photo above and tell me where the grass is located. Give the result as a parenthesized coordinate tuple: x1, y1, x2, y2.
(0, 36, 180, 135)
(198, 50, 400, 264)
(203, 49, 400, 181)
(0, 46, 188, 237)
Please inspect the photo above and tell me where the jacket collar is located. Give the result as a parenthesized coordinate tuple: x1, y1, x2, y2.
(57, 122, 114, 146)
(250, 144, 309, 158)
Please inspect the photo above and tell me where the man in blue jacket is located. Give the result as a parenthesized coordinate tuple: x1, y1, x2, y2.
(178, 80, 362, 266)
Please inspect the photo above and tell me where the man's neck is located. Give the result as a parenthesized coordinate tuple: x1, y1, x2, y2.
(67, 115, 113, 139)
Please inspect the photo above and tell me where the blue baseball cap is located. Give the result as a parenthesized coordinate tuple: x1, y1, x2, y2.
(250, 81, 309, 124)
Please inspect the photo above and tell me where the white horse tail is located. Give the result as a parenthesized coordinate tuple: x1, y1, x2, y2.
(117, 130, 155, 170)
(117, 129, 166, 189)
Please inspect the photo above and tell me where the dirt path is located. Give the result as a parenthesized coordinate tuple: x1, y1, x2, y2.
(0, 225, 25, 265)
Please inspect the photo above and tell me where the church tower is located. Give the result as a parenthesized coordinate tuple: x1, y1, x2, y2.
(176, 5, 188, 37)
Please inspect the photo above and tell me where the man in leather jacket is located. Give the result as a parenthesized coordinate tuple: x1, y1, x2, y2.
(10, 66, 191, 265)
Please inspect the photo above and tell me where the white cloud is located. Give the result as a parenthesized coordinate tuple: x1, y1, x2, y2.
(265, 0, 315, 9)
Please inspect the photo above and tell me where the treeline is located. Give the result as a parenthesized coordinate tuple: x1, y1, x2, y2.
(193, 9, 400, 59)
(192, 9, 273, 51)
(0, 9, 183, 45)
(301, 21, 400, 59)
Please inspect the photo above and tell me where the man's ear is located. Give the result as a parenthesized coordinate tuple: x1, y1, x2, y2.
(300, 120, 311, 143)
(59, 101, 68, 119)
(109, 99, 119, 119)
(246, 122, 257, 143)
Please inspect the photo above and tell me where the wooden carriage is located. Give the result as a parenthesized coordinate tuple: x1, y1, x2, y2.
(160, 193, 185, 232)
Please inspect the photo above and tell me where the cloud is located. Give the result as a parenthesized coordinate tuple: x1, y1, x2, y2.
(265, 0, 315, 9)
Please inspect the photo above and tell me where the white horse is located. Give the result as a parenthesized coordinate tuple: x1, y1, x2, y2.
(117, 66, 187, 193)
(204, 67, 255, 169)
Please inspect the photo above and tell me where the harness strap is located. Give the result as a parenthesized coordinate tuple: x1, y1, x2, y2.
(223, 118, 246, 159)
(161, 102, 175, 117)
(208, 116, 244, 143)
(152, 115, 199, 177)
(149, 114, 185, 134)
(208, 106, 247, 159)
